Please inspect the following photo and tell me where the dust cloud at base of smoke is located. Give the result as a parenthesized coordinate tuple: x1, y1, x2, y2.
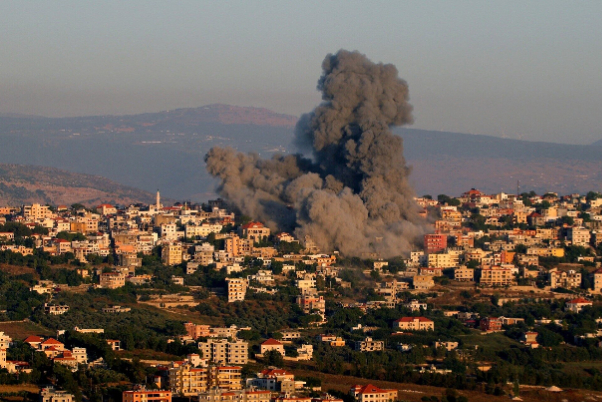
(205, 50, 430, 258)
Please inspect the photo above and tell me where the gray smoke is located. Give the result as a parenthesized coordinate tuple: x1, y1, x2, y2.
(205, 50, 428, 257)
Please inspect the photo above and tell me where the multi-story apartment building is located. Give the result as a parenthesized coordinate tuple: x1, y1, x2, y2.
(424, 234, 448, 254)
(479, 266, 514, 286)
(592, 268, 602, 292)
(226, 278, 248, 302)
(122, 389, 172, 402)
(568, 226, 591, 247)
(393, 317, 434, 331)
(169, 365, 242, 396)
(454, 266, 474, 281)
(23, 204, 53, 220)
(427, 252, 459, 268)
(549, 269, 582, 289)
(225, 235, 253, 257)
(162, 243, 183, 266)
(213, 366, 243, 391)
(198, 388, 271, 402)
(354, 337, 384, 352)
(99, 272, 126, 289)
(198, 339, 249, 365)
(186, 223, 223, 238)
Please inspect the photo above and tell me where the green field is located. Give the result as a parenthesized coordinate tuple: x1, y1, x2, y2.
(458, 330, 523, 352)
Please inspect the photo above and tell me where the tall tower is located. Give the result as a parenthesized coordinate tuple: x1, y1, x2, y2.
(156, 190, 161, 210)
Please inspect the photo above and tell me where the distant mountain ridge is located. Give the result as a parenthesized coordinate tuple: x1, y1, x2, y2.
(0, 164, 155, 206)
(0, 105, 601, 200)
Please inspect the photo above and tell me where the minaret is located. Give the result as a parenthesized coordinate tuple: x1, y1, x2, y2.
(156, 190, 161, 210)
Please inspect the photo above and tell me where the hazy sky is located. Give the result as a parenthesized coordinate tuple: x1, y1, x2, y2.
(1, 1, 601, 144)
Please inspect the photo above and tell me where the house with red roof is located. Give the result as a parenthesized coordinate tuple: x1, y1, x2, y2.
(393, 317, 434, 331)
(260, 338, 284, 355)
(240, 222, 271, 243)
(350, 384, 398, 402)
(24, 335, 43, 349)
(96, 204, 117, 216)
(53, 350, 78, 371)
(566, 298, 593, 313)
(41, 338, 64, 350)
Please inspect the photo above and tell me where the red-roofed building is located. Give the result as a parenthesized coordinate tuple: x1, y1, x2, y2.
(260, 338, 284, 355)
(40, 338, 65, 351)
(393, 317, 434, 331)
(24, 336, 43, 349)
(350, 384, 397, 402)
(97, 204, 117, 216)
(528, 212, 545, 227)
(566, 298, 593, 313)
(240, 222, 271, 243)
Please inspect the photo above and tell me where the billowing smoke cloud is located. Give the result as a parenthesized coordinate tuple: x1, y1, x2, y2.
(205, 50, 428, 257)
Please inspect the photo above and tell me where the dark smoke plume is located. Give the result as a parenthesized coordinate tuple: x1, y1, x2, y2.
(205, 50, 428, 257)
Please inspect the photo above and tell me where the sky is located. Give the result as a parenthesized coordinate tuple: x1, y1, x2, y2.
(1, 1, 601, 144)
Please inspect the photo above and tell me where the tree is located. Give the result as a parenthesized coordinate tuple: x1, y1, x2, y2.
(264, 350, 284, 366)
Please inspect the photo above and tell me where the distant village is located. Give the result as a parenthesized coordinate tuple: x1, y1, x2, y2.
(2, 188, 602, 401)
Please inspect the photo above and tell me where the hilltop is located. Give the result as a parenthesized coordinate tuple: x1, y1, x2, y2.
(0, 105, 600, 200)
(0, 164, 155, 206)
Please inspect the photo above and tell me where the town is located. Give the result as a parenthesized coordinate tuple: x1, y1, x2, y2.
(1, 188, 602, 401)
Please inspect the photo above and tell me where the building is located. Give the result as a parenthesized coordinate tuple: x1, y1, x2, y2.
(260, 339, 284, 355)
(480, 317, 503, 332)
(549, 269, 582, 289)
(568, 226, 591, 247)
(168, 364, 209, 395)
(240, 222, 271, 243)
(412, 275, 435, 290)
(123, 389, 172, 402)
(350, 384, 397, 402)
(521, 332, 539, 348)
(434, 341, 459, 351)
(184, 322, 212, 339)
(198, 339, 249, 365)
(40, 387, 75, 402)
(169, 365, 242, 396)
(226, 278, 248, 303)
(404, 300, 427, 312)
(393, 317, 434, 331)
(247, 368, 296, 392)
(99, 272, 126, 289)
(44, 303, 70, 315)
(592, 268, 602, 292)
(102, 305, 131, 313)
(213, 366, 243, 391)
(427, 253, 458, 268)
(454, 266, 474, 281)
(23, 204, 52, 220)
(354, 337, 384, 352)
(296, 294, 325, 314)
(424, 234, 447, 254)
(479, 266, 514, 286)
(566, 298, 593, 313)
(198, 388, 271, 402)
(162, 243, 183, 266)
(107, 339, 121, 351)
(225, 235, 253, 257)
